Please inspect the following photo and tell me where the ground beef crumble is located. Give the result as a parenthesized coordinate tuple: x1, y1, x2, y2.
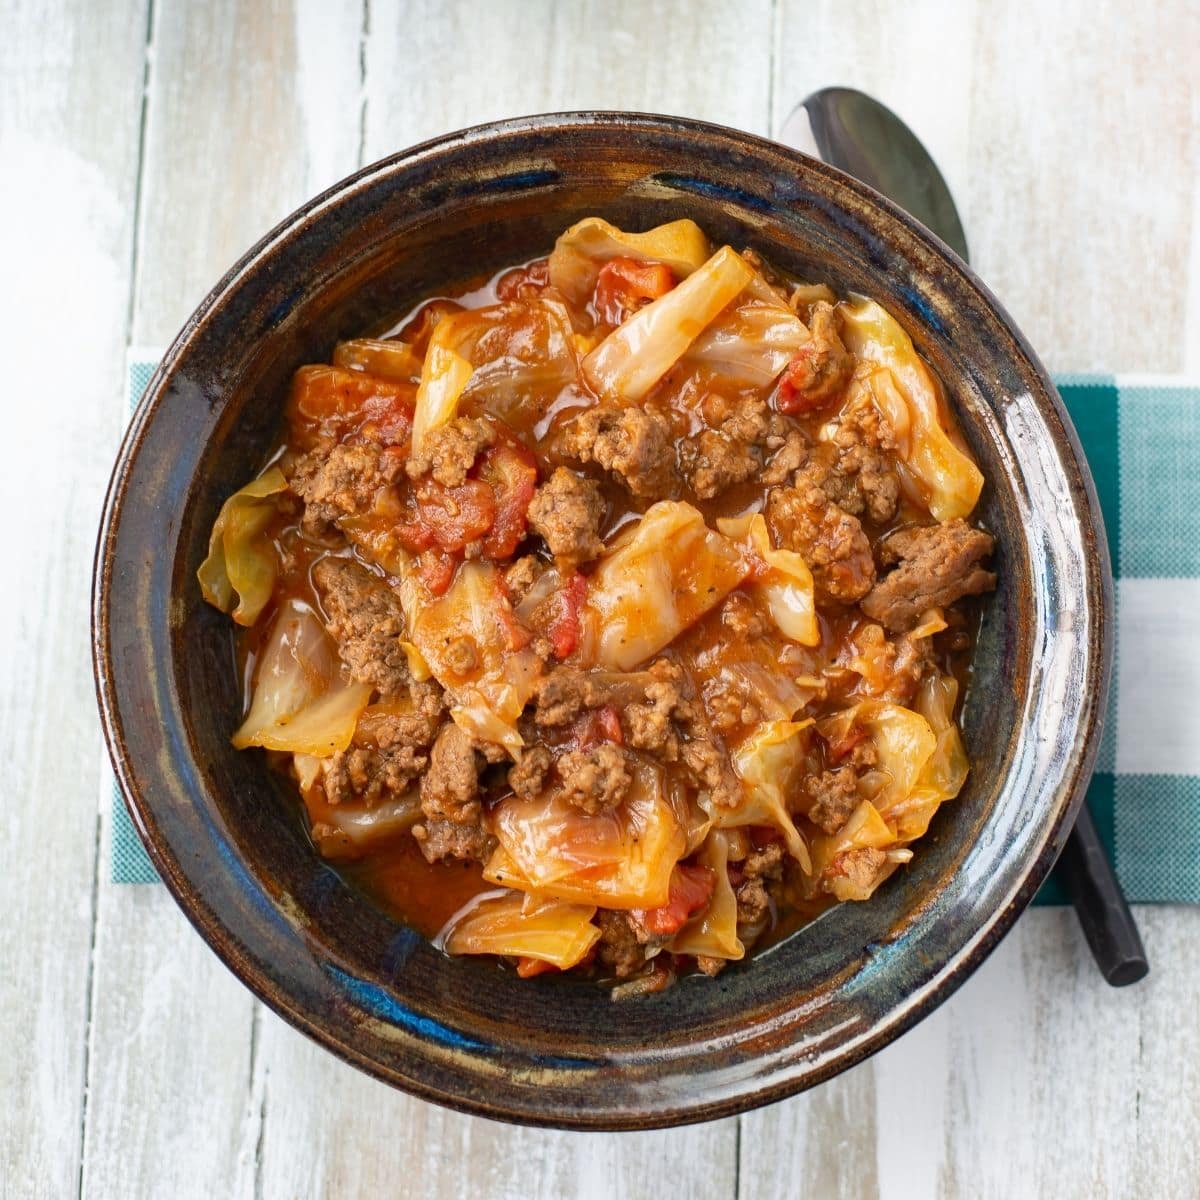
(312, 557, 424, 700)
(861, 518, 996, 631)
(292, 442, 405, 539)
(405, 417, 495, 486)
(322, 743, 426, 807)
(778, 300, 853, 411)
(560, 406, 679, 498)
(412, 724, 494, 864)
(507, 744, 552, 800)
(802, 768, 860, 834)
(526, 467, 605, 562)
(765, 479, 876, 604)
(734, 842, 785, 927)
(799, 402, 901, 524)
(557, 743, 633, 813)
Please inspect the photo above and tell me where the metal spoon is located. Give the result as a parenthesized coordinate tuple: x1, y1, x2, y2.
(779, 86, 1148, 987)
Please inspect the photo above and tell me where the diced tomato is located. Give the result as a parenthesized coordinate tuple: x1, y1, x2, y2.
(545, 572, 588, 659)
(776, 345, 837, 415)
(495, 258, 550, 301)
(593, 257, 677, 325)
(562, 703, 625, 752)
(594, 704, 624, 746)
(496, 599, 533, 652)
(418, 550, 457, 596)
(634, 865, 716, 936)
(516, 956, 558, 979)
(286, 365, 415, 449)
(476, 436, 538, 560)
(407, 479, 496, 554)
(826, 723, 869, 763)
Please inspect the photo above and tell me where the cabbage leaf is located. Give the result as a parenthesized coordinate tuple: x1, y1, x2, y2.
(837, 299, 984, 521)
(411, 316, 474, 457)
(670, 831, 744, 962)
(548, 216, 711, 304)
(808, 799, 899, 901)
(332, 338, 424, 382)
(484, 759, 687, 909)
(586, 501, 748, 670)
(298, 770, 422, 859)
(885, 672, 969, 840)
(724, 720, 814, 870)
(233, 599, 372, 755)
(583, 246, 755, 402)
(396, 560, 540, 754)
(717, 513, 819, 646)
(683, 283, 809, 389)
(197, 467, 288, 626)
(440, 891, 600, 970)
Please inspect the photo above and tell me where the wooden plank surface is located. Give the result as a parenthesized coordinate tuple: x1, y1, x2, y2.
(0, 0, 147, 1196)
(79, 4, 362, 1199)
(3, 0, 1198, 1197)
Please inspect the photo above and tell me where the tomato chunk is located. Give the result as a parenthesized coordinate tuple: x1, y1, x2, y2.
(776, 344, 843, 415)
(417, 550, 457, 596)
(825, 723, 869, 763)
(402, 480, 496, 555)
(286, 365, 415, 450)
(477, 436, 538, 560)
(593, 257, 677, 325)
(634, 865, 716, 936)
(495, 258, 550, 301)
(516, 956, 558, 979)
(545, 572, 588, 660)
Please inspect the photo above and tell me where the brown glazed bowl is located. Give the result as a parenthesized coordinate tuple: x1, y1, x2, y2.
(93, 113, 1111, 1129)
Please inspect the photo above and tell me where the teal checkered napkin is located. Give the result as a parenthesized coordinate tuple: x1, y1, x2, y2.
(108, 362, 1200, 901)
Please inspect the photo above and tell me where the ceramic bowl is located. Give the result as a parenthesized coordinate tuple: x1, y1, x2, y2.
(92, 113, 1111, 1129)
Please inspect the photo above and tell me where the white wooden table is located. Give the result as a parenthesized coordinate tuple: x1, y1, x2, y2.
(4, 2, 1198, 1196)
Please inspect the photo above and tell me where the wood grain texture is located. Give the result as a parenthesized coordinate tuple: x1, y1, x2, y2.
(81, 3, 361, 1198)
(0, 0, 147, 1194)
(772, 0, 1199, 374)
(362, 0, 773, 158)
(4, 0, 1197, 1196)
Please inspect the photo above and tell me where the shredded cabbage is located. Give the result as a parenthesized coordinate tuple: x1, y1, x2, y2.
(808, 799, 899, 901)
(547, 216, 711, 304)
(396, 560, 540, 754)
(583, 246, 755, 402)
(586, 501, 748, 670)
(197, 467, 288, 626)
(717, 513, 819, 646)
(670, 831, 744, 962)
(837, 299, 983, 521)
(724, 720, 814, 870)
(484, 760, 687, 909)
(683, 283, 809, 389)
(885, 672, 969, 840)
(332, 338, 423, 382)
(411, 317, 474, 457)
(233, 599, 372, 755)
(439, 891, 600, 970)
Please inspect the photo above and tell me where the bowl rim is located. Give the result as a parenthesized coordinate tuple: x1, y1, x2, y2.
(92, 109, 1113, 1129)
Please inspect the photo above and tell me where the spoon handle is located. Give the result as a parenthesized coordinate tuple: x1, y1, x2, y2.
(1056, 808, 1148, 986)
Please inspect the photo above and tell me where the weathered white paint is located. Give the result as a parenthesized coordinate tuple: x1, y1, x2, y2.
(0, 0, 146, 1195)
(2, 0, 1197, 1197)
